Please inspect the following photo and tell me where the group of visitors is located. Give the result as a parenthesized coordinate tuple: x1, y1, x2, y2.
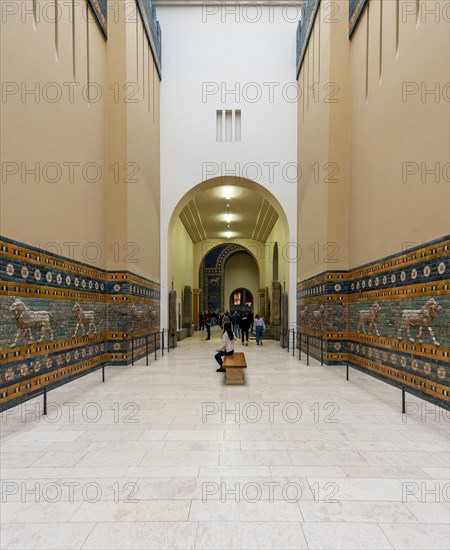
(199, 309, 266, 345)
(199, 310, 229, 340)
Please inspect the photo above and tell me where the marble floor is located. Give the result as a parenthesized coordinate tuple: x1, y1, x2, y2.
(1, 331, 449, 549)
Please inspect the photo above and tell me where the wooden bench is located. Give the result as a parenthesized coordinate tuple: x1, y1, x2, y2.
(223, 352, 247, 385)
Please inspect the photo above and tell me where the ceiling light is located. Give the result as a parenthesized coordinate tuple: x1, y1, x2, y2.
(226, 231, 231, 239)
(224, 187, 232, 200)
(225, 213, 232, 223)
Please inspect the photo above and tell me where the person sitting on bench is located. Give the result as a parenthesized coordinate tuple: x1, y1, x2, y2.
(215, 322, 235, 373)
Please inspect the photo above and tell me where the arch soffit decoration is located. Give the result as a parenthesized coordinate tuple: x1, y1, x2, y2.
(200, 243, 259, 275)
(167, 176, 290, 237)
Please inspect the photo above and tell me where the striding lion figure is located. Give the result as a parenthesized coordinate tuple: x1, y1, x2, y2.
(389, 298, 442, 346)
(312, 304, 325, 331)
(9, 299, 61, 347)
(298, 306, 308, 328)
(131, 304, 158, 331)
(72, 303, 102, 337)
(357, 302, 382, 336)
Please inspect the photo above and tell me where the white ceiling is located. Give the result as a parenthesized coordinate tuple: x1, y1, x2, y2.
(179, 186, 279, 243)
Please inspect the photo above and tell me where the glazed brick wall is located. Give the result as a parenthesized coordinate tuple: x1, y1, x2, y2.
(297, 236, 449, 410)
(0, 237, 160, 410)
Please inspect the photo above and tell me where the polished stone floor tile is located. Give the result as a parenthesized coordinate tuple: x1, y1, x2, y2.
(70, 499, 191, 522)
(82, 521, 198, 549)
(302, 522, 393, 549)
(219, 450, 292, 466)
(0, 523, 95, 549)
(195, 521, 308, 549)
(1, 501, 83, 523)
(299, 500, 417, 523)
(404, 501, 450, 523)
(140, 450, 219, 466)
(305, 477, 405, 501)
(379, 523, 450, 549)
(189, 500, 303, 521)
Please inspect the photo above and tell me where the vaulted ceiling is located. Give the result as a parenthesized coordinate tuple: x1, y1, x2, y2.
(179, 186, 279, 243)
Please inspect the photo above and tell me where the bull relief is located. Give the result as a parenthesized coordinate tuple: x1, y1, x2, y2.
(357, 302, 382, 336)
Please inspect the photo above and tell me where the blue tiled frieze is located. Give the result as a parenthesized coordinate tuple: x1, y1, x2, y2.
(297, 236, 450, 409)
(0, 236, 160, 409)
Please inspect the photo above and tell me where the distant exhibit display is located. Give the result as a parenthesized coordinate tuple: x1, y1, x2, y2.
(200, 243, 256, 312)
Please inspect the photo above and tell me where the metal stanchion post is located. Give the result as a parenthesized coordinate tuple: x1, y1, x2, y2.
(299, 332, 302, 361)
(346, 363, 349, 381)
(306, 334, 310, 366)
(162, 330, 164, 356)
(154, 332, 157, 361)
(131, 336, 135, 365)
(287, 329, 290, 353)
(292, 330, 295, 357)
(102, 365, 105, 383)
(43, 388, 47, 416)
(321, 334, 324, 365)
(146, 335, 149, 366)
(402, 386, 406, 414)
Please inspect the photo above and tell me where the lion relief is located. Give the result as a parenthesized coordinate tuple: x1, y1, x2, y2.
(389, 298, 442, 347)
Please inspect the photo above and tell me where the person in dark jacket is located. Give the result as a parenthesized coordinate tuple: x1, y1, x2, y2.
(203, 312, 211, 340)
(248, 310, 254, 333)
(232, 311, 240, 338)
(239, 314, 250, 346)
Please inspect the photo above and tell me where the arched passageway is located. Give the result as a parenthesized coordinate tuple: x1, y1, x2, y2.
(164, 177, 294, 337)
(199, 245, 259, 313)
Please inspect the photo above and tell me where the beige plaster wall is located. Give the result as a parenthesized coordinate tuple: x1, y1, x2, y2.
(170, 217, 195, 299)
(1, 1, 161, 282)
(297, 0, 350, 282)
(126, 3, 161, 282)
(349, 0, 450, 266)
(264, 218, 290, 292)
(1, 1, 107, 267)
(106, 0, 160, 281)
(297, 0, 448, 279)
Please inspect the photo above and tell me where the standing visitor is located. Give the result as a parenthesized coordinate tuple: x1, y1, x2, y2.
(203, 311, 211, 340)
(239, 313, 250, 346)
(253, 314, 266, 345)
(232, 311, 240, 338)
(199, 311, 204, 331)
(248, 310, 254, 333)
